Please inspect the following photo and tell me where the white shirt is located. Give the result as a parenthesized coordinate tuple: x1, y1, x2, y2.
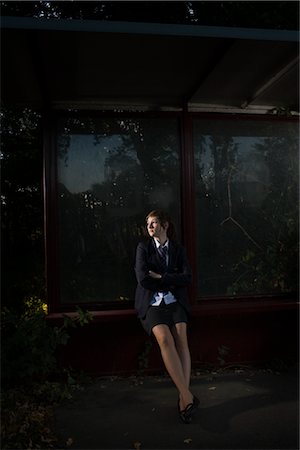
(150, 238, 177, 306)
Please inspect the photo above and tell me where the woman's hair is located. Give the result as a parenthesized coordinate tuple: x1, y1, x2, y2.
(145, 209, 177, 241)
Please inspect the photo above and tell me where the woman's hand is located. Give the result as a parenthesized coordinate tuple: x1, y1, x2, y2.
(149, 270, 162, 280)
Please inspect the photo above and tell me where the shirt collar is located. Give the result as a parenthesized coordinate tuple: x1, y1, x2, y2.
(153, 238, 169, 249)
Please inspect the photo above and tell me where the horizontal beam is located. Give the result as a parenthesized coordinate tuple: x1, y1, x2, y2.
(1, 15, 299, 42)
(241, 56, 299, 108)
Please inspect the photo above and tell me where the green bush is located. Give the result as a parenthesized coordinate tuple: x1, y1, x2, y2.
(2, 308, 67, 385)
(1, 378, 86, 449)
(1, 297, 93, 386)
(1, 299, 93, 448)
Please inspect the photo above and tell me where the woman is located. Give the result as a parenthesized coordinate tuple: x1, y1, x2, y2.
(134, 209, 199, 424)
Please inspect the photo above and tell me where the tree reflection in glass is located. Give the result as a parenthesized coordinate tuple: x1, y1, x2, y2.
(194, 119, 298, 298)
(57, 117, 181, 304)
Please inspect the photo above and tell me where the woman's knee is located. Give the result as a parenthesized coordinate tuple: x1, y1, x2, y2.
(172, 323, 189, 349)
(152, 325, 174, 349)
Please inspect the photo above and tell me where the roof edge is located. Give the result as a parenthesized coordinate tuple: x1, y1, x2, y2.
(1, 15, 299, 42)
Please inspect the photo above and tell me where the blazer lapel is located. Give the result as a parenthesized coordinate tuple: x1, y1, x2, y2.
(149, 239, 162, 267)
(149, 239, 176, 272)
(168, 240, 175, 269)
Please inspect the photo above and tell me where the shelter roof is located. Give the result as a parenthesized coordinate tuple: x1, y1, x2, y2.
(1, 16, 299, 113)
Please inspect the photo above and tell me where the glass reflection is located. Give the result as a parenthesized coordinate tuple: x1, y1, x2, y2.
(194, 120, 299, 297)
(57, 117, 181, 304)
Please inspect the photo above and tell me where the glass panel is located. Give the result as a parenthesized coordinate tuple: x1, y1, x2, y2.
(194, 119, 299, 297)
(57, 117, 181, 304)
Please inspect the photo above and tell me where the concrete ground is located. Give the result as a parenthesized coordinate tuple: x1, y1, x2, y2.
(54, 364, 299, 450)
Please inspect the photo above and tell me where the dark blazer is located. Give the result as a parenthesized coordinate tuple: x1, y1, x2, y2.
(134, 238, 192, 319)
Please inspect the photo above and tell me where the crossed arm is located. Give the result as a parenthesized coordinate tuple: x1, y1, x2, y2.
(135, 243, 192, 291)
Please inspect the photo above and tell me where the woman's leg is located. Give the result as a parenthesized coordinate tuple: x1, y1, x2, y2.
(171, 322, 191, 388)
(152, 324, 193, 411)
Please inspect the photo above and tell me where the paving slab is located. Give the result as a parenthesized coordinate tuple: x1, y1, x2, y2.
(54, 365, 299, 450)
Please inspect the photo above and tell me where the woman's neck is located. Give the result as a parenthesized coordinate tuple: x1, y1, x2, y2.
(155, 236, 168, 246)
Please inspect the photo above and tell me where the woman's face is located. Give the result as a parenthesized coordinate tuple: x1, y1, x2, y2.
(146, 216, 168, 240)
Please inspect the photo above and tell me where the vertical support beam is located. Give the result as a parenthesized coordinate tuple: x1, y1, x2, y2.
(180, 106, 197, 304)
(43, 112, 60, 312)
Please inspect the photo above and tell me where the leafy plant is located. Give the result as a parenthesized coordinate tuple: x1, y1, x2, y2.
(138, 339, 153, 375)
(1, 377, 86, 449)
(1, 299, 94, 448)
(1, 299, 93, 387)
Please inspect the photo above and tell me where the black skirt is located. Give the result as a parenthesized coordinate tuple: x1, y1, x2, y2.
(140, 300, 188, 336)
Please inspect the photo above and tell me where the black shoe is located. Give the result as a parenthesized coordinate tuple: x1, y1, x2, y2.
(193, 395, 200, 408)
(179, 403, 193, 424)
(179, 395, 200, 423)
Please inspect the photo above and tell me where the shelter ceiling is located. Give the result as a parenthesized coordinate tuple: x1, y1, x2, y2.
(1, 19, 299, 112)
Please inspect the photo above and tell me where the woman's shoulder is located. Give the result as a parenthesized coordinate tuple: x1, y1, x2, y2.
(169, 239, 186, 255)
(169, 239, 183, 249)
(137, 238, 153, 250)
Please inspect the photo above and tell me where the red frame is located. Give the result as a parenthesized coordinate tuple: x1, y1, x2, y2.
(43, 110, 298, 313)
(43, 112, 60, 313)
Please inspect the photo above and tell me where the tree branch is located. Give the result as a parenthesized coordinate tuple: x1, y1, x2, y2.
(220, 165, 263, 250)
